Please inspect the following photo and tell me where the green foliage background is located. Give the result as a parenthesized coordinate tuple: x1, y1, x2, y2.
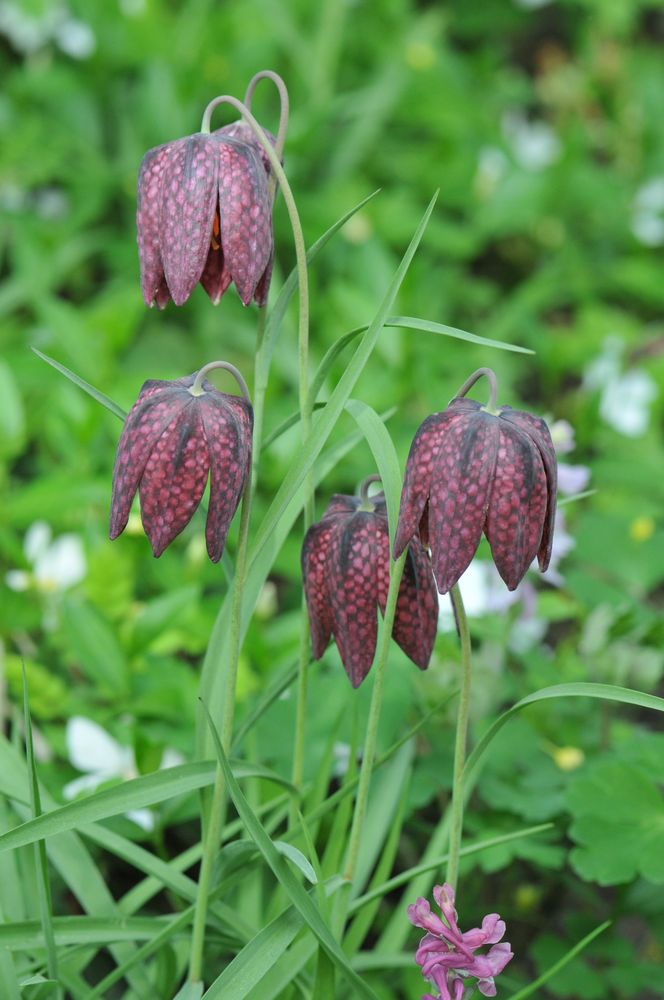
(1, 0, 664, 997)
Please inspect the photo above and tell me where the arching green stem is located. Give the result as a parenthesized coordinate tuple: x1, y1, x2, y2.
(454, 366, 499, 414)
(445, 583, 472, 889)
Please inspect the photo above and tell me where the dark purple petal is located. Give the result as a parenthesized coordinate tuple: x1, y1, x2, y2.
(109, 380, 191, 540)
(138, 404, 210, 557)
(485, 423, 547, 590)
(217, 139, 273, 305)
(394, 412, 451, 559)
(215, 121, 278, 174)
(199, 239, 232, 305)
(253, 247, 273, 307)
(500, 408, 557, 571)
(328, 512, 379, 687)
(137, 143, 175, 307)
(199, 392, 252, 563)
(159, 134, 219, 306)
(428, 404, 500, 594)
(391, 540, 438, 669)
(302, 520, 336, 658)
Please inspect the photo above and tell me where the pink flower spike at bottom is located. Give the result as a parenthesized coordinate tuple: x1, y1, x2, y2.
(408, 883, 513, 1000)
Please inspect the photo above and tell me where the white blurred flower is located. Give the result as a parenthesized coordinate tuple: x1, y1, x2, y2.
(631, 177, 664, 247)
(53, 17, 95, 59)
(557, 462, 591, 496)
(513, 0, 552, 8)
(0, 2, 94, 59)
(437, 561, 522, 632)
(584, 336, 657, 437)
(6, 521, 86, 594)
(503, 113, 561, 171)
(549, 419, 575, 455)
(475, 146, 508, 197)
(63, 717, 184, 831)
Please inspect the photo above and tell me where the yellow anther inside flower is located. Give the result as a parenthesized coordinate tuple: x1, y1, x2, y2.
(629, 515, 655, 542)
(210, 211, 221, 251)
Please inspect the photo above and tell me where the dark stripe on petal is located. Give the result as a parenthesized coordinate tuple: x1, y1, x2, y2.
(329, 512, 379, 688)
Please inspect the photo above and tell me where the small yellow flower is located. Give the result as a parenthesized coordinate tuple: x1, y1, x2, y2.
(405, 41, 435, 71)
(553, 746, 585, 771)
(629, 515, 655, 542)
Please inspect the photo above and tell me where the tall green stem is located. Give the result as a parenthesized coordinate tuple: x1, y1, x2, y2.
(344, 552, 407, 882)
(251, 305, 269, 480)
(188, 477, 253, 983)
(445, 583, 472, 889)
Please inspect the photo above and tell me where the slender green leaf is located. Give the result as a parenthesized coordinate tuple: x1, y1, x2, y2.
(173, 982, 204, 1000)
(273, 841, 317, 885)
(262, 403, 326, 450)
(464, 683, 664, 794)
(256, 190, 381, 392)
(232, 660, 299, 751)
(202, 704, 380, 1000)
(0, 760, 295, 854)
(308, 315, 533, 409)
(22, 670, 60, 997)
(506, 921, 611, 1000)
(249, 193, 437, 563)
(351, 824, 553, 912)
(31, 348, 126, 420)
(344, 398, 402, 543)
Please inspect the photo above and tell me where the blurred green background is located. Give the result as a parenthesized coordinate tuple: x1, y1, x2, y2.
(1, 0, 664, 996)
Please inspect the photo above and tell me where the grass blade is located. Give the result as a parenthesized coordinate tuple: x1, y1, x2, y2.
(202, 703, 380, 1000)
(506, 921, 611, 1000)
(0, 760, 295, 854)
(32, 348, 126, 421)
(22, 668, 60, 998)
(344, 398, 402, 543)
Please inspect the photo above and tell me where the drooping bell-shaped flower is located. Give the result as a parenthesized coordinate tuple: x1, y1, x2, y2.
(301, 481, 438, 688)
(394, 368, 557, 594)
(136, 127, 274, 309)
(109, 362, 252, 562)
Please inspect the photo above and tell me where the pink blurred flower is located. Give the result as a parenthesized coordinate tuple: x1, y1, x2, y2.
(408, 883, 513, 999)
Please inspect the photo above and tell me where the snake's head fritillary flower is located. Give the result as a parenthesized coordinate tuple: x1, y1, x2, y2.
(301, 484, 438, 688)
(408, 883, 513, 1000)
(109, 364, 252, 562)
(137, 128, 273, 309)
(394, 368, 557, 594)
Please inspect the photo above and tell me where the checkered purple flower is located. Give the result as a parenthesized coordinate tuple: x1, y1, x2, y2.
(302, 490, 438, 688)
(109, 371, 252, 562)
(408, 883, 513, 1000)
(394, 389, 557, 594)
(137, 124, 275, 309)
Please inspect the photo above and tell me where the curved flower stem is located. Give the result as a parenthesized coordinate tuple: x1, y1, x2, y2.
(453, 366, 498, 414)
(200, 94, 313, 821)
(250, 306, 269, 481)
(190, 360, 251, 401)
(343, 551, 407, 883)
(243, 70, 290, 161)
(188, 475, 253, 985)
(445, 583, 472, 890)
(359, 473, 382, 508)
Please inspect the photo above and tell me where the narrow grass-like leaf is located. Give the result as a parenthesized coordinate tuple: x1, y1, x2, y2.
(308, 315, 533, 409)
(173, 982, 204, 1000)
(0, 760, 294, 854)
(232, 660, 299, 751)
(464, 683, 664, 794)
(0, 916, 179, 949)
(256, 190, 381, 392)
(273, 841, 317, 885)
(22, 670, 60, 997)
(385, 316, 533, 353)
(506, 921, 611, 1000)
(32, 348, 126, 420)
(249, 194, 437, 565)
(344, 398, 402, 544)
(262, 403, 326, 450)
(352, 824, 553, 912)
(381, 685, 664, 953)
(202, 703, 380, 1000)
